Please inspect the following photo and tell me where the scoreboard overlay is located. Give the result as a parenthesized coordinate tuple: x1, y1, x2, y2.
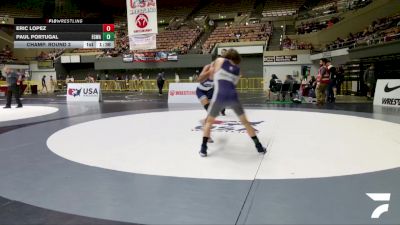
(13, 19, 115, 49)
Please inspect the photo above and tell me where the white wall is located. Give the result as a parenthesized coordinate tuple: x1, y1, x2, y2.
(218, 46, 264, 55)
(264, 65, 301, 79)
(263, 51, 320, 90)
(0, 64, 29, 70)
(310, 49, 350, 66)
(263, 64, 320, 90)
(29, 61, 57, 91)
(263, 54, 312, 66)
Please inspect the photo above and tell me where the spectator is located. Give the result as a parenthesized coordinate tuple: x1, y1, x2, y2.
(284, 75, 296, 85)
(363, 64, 376, 99)
(115, 75, 122, 90)
(193, 70, 199, 81)
(3, 45, 11, 52)
(283, 75, 297, 100)
(297, 17, 341, 34)
(88, 75, 95, 83)
(304, 76, 317, 98)
(175, 72, 180, 83)
(290, 40, 297, 50)
(282, 36, 292, 50)
(316, 58, 330, 106)
(138, 73, 144, 95)
(209, 19, 215, 28)
(327, 62, 337, 103)
(268, 74, 283, 101)
(49, 75, 55, 92)
(3, 67, 23, 109)
(336, 67, 344, 95)
(156, 72, 166, 96)
(132, 74, 138, 91)
(269, 74, 282, 91)
(41, 75, 48, 93)
(326, 13, 400, 50)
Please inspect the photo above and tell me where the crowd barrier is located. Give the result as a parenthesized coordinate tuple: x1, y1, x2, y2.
(1, 80, 42, 95)
(51, 78, 266, 92)
(1, 79, 358, 95)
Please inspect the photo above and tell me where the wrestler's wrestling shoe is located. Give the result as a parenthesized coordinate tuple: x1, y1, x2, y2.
(256, 143, 267, 154)
(199, 144, 208, 157)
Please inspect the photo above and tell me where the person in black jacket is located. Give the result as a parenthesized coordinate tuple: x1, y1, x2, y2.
(327, 62, 337, 103)
(336, 66, 344, 95)
(269, 74, 282, 92)
(268, 74, 282, 101)
(3, 67, 23, 108)
(156, 72, 165, 96)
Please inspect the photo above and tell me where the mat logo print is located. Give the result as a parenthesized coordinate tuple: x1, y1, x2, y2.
(366, 193, 391, 219)
(193, 120, 264, 133)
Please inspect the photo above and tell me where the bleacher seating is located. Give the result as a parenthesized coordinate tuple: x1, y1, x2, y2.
(281, 36, 313, 51)
(0, 5, 42, 18)
(202, 23, 272, 53)
(297, 0, 372, 21)
(72, 49, 104, 54)
(55, 9, 81, 18)
(326, 13, 400, 51)
(297, 16, 341, 34)
(106, 25, 203, 56)
(295, 0, 374, 34)
(196, 0, 256, 16)
(157, 0, 200, 22)
(310, 0, 340, 16)
(155, 28, 203, 53)
(35, 49, 64, 60)
(262, 0, 304, 17)
(0, 45, 17, 63)
(0, 25, 14, 36)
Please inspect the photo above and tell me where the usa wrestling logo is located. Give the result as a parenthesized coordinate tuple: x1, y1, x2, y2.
(68, 88, 82, 97)
(192, 120, 264, 133)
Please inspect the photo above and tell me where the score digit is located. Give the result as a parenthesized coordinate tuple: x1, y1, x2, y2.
(102, 32, 115, 41)
(102, 24, 115, 32)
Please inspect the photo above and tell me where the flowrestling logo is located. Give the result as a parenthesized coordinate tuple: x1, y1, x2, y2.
(192, 120, 264, 133)
(68, 88, 99, 97)
(366, 193, 391, 219)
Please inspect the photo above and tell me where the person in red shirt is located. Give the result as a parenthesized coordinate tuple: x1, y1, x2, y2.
(316, 58, 330, 106)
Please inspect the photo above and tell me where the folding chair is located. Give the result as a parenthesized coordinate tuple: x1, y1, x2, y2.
(280, 83, 291, 101)
(291, 83, 301, 98)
